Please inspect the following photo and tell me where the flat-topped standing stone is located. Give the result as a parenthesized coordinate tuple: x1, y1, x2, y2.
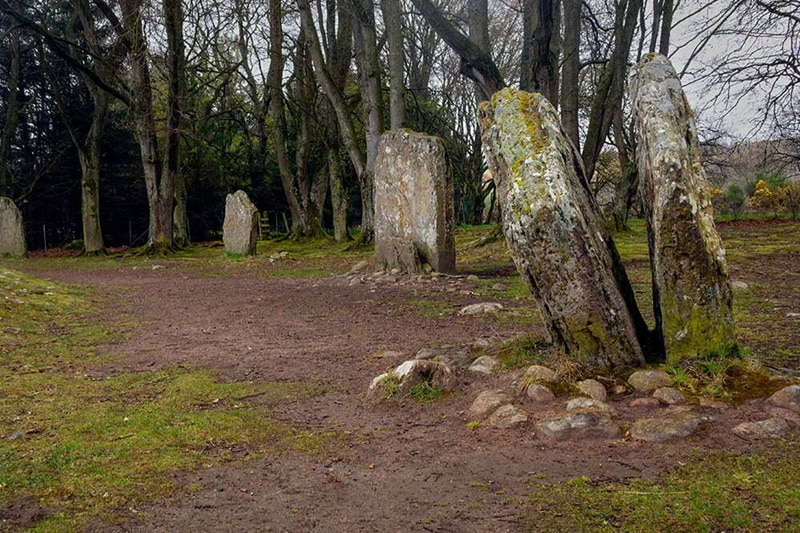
(632, 54, 736, 364)
(374, 130, 455, 273)
(479, 88, 646, 369)
(0, 197, 27, 257)
(223, 190, 259, 256)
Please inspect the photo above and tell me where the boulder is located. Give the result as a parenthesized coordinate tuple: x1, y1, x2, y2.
(222, 190, 259, 256)
(479, 88, 646, 368)
(632, 54, 736, 363)
(521, 365, 558, 384)
(0, 197, 27, 257)
(459, 302, 503, 315)
(374, 130, 455, 273)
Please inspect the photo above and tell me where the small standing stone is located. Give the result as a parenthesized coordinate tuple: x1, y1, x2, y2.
(0, 197, 27, 257)
(223, 190, 259, 256)
(628, 369, 672, 392)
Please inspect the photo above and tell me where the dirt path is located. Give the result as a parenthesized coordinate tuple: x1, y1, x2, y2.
(30, 263, 789, 532)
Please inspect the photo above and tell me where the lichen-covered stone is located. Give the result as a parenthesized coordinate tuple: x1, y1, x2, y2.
(653, 387, 686, 405)
(768, 385, 800, 413)
(374, 130, 455, 273)
(479, 88, 646, 369)
(632, 54, 736, 364)
(223, 190, 259, 256)
(733, 418, 789, 439)
(526, 384, 555, 402)
(0, 197, 27, 257)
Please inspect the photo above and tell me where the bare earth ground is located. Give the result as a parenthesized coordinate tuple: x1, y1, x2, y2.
(19, 231, 799, 532)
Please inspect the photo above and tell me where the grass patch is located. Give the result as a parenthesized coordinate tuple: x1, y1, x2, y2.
(520, 441, 800, 531)
(0, 267, 333, 530)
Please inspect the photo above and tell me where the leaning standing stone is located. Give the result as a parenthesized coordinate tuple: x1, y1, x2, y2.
(479, 88, 646, 368)
(223, 190, 259, 256)
(0, 197, 27, 257)
(374, 130, 455, 273)
(632, 54, 736, 364)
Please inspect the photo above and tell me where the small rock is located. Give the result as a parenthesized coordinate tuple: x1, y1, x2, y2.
(577, 379, 607, 401)
(536, 413, 622, 441)
(733, 418, 789, 439)
(628, 369, 672, 392)
(490, 283, 507, 291)
(730, 280, 749, 290)
(470, 338, 493, 352)
(630, 397, 662, 408)
(787, 312, 800, 318)
(768, 385, 800, 413)
(698, 398, 729, 409)
(458, 302, 503, 315)
(487, 404, 528, 428)
(349, 261, 371, 274)
(466, 275, 480, 282)
(468, 355, 499, 374)
(389, 267, 402, 276)
(521, 365, 558, 384)
(469, 390, 510, 418)
(415, 348, 437, 360)
(652, 387, 686, 405)
(630, 413, 710, 442)
(526, 384, 555, 402)
(566, 397, 615, 414)
(368, 359, 456, 400)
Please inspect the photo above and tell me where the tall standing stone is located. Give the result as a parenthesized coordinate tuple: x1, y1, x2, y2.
(479, 88, 647, 369)
(374, 130, 455, 273)
(223, 190, 259, 256)
(632, 54, 736, 364)
(0, 197, 27, 257)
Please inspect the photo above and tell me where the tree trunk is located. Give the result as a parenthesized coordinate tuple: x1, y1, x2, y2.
(580, 0, 642, 181)
(380, 0, 406, 129)
(560, 0, 580, 147)
(79, 88, 108, 254)
(520, 0, 561, 105)
(328, 149, 350, 242)
(352, 0, 384, 243)
(0, 29, 20, 197)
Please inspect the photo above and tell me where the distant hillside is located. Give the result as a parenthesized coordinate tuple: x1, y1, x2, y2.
(703, 139, 800, 187)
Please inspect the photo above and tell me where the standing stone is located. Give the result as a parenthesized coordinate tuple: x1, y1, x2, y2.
(632, 54, 736, 364)
(374, 130, 455, 273)
(223, 190, 259, 256)
(479, 88, 646, 369)
(0, 197, 27, 257)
